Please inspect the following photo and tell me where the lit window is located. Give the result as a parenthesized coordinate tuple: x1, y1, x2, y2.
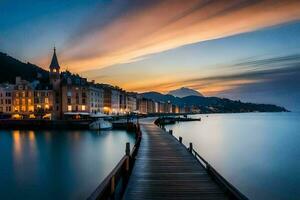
(14, 106, 19, 112)
(67, 105, 72, 111)
(29, 114, 35, 119)
(45, 104, 49, 109)
(45, 98, 49, 104)
(81, 105, 86, 111)
(29, 106, 34, 112)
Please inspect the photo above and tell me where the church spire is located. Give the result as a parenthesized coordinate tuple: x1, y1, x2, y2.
(49, 46, 60, 70)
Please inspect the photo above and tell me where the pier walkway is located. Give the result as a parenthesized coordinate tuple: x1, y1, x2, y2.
(123, 118, 230, 200)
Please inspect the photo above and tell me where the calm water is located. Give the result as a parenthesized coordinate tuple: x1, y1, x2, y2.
(0, 129, 135, 199)
(165, 112, 300, 200)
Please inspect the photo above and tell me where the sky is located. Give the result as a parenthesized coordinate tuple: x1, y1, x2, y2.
(1, 0, 300, 110)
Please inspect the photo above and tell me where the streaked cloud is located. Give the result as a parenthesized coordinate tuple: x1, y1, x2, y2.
(127, 54, 300, 98)
(49, 0, 300, 72)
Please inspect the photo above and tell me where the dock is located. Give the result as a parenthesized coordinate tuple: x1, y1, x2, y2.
(123, 118, 243, 200)
(89, 118, 247, 200)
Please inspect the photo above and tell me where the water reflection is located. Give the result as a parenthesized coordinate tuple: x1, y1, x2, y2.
(165, 112, 300, 200)
(12, 130, 21, 160)
(1, 129, 135, 200)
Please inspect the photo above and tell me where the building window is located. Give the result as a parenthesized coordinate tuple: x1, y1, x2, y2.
(81, 105, 86, 111)
(14, 106, 19, 112)
(67, 105, 72, 111)
(67, 98, 71, 104)
(29, 106, 34, 112)
(45, 98, 49, 104)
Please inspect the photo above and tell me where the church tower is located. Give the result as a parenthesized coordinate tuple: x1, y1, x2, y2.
(49, 47, 62, 119)
(49, 47, 60, 84)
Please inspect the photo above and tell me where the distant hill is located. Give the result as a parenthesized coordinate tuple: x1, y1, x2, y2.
(168, 87, 203, 97)
(141, 92, 288, 113)
(0, 52, 49, 83)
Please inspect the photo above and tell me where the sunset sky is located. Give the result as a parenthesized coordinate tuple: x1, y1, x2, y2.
(1, 0, 300, 110)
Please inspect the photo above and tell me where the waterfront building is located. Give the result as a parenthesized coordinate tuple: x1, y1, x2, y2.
(33, 84, 54, 119)
(137, 98, 147, 114)
(154, 101, 159, 113)
(111, 89, 120, 114)
(61, 72, 90, 118)
(158, 101, 165, 113)
(0, 84, 13, 114)
(89, 84, 104, 114)
(164, 102, 173, 113)
(180, 106, 186, 114)
(126, 94, 137, 113)
(172, 105, 180, 113)
(146, 99, 155, 113)
(12, 77, 54, 119)
(103, 86, 120, 114)
(12, 78, 34, 118)
(119, 90, 127, 114)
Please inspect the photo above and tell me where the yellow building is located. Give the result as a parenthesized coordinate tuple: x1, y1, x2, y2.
(12, 77, 54, 119)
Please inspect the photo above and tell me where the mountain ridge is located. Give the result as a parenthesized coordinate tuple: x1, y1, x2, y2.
(141, 91, 288, 113)
(168, 87, 203, 97)
(0, 52, 49, 83)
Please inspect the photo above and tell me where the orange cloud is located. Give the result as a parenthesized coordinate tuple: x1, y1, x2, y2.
(50, 0, 300, 72)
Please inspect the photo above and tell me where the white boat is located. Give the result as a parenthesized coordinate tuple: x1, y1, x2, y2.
(89, 118, 112, 130)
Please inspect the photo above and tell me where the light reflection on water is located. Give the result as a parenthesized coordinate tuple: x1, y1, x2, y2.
(165, 112, 300, 200)
(0, 129, 135, 200)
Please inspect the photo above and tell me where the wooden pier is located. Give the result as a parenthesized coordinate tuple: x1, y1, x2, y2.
(123, 118, 247, 200)
(89, 118, 247, 200)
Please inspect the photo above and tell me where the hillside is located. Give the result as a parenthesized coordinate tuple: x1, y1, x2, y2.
(142, 92, 288, 113)
(0, 52, 49, 83)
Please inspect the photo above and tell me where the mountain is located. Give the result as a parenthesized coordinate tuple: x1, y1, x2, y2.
(141, 92, 288, 113)
(168, 87, 203, 97)
(0, 52, 49, 83)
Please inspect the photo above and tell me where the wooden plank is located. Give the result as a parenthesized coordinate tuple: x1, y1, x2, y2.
(123, 119, 229, 200)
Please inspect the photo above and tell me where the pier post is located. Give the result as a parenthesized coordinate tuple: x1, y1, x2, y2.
(125, 143, 130, 172)
(111, 175, 115, 194)
(169, 130, 173, 135)
(126, 142, 130, 156)
(189, 143, 193, 153)
(179, 136, 182, 143)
